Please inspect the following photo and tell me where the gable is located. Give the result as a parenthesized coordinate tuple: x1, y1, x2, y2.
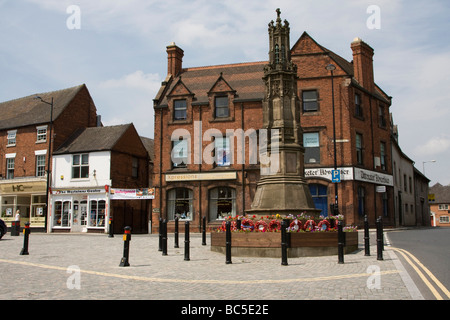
(167, 79, 193, 97)
(291, 31, 326, 55)
(208, 73, 235, 94)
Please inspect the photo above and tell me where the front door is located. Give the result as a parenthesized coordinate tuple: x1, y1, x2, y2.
(72, 201, 88, 232)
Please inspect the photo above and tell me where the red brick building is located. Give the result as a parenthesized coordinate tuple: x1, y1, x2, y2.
(0, 84, 99, 230)
(152, 17, 394, 232)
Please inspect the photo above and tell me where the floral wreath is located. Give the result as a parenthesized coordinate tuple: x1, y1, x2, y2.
(289, 219, 303, 232)
(255, 220, 268, 232)
(220, 220, 237, 232)
(303, 219, 316, 231)
(269, 219, 281, 231)
(241, 218, 254, 231)
(318, 219, 330, 231)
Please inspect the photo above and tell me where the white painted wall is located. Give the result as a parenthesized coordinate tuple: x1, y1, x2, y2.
(52, 151, 112, 189)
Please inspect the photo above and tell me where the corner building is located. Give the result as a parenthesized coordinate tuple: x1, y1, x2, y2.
(152, 14, 394, 232)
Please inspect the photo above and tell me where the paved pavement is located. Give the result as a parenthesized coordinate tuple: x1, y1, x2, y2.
(0, 229, 423, 301)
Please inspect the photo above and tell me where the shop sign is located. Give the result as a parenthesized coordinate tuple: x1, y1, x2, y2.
(52, 189, 104, 194)
(165, 171, 237, 182)
(305, 167, 353, 181)
(110, 188, 155, 200)
(354, 168, 393, 186)
(0, 181, 47, 193)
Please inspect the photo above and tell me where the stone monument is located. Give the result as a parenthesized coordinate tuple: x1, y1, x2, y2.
(248, 9, 320, 217)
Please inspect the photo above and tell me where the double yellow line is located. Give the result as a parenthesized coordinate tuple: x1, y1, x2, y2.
(390, 247, 450, 300)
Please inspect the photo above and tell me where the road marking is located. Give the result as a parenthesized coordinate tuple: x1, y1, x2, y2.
(390, 247, 450, 300)
(0, 258, 399, 285)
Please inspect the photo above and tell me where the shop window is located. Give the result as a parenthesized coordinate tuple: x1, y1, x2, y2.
(72, 154, 89, 179)
(309, 184, 328, 217)
(209, 187, 236, 220)
(167, 188, 193, 221)
(357, 186, 366, 216)
(304, 132, 320, 164)
(173, 99, 187, 121)
(214, 96, 229, 118)
(302, 90, 318, 112)
(36, 154, 46, 177)
(215, 137, 230, 167)
(54, 201, 71, 227)
(89, 200, 106, 227)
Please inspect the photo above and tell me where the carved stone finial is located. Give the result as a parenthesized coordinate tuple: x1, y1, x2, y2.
(276, 8, 281, 19)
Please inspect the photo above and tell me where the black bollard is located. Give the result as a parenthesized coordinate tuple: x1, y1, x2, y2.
(376, 217, 383, 261)
(108, 217, 114, 238)
(162, 219, 168, 256)
(174, 216, 179, 248)
(202, 216, 206, 246)
(364, 215, 370, 256)
(184, 221, 190, 261)
(119, 226, 131, 267)
(11, 221, 19, 236)
(337, 220, 344, 264)
(281, 220, 288, 266)
(158, 217, 162, 251)
(225, 220, 232, 264)
(20, 222, 30, 255)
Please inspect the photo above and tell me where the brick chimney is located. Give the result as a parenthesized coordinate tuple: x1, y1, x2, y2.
(351, 37, 374, 91)
(166, 42, 184, 77)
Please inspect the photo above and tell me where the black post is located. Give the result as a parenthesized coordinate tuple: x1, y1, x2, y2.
(119, 226, 131, 267)
(20, 222, 30, 255)
(338, 220, 344, 264)
(162, 219, 168, 256)
(158, 217, 162, 251)
(174, 216, 179, 248)
(202, 216, 206, 246)
(11, 221, 19, 236)
(108, 217, 114, 238)
(364, 215, 370, 256)
(281, 220, 288, 266)
(236, 219, 241, 230)
(376, 217, 383, 261)
(184, 221, 190, 261)
(225, 220, 232, 264)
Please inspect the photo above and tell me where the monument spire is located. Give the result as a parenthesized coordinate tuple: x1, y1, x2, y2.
(248, 9, 319, 217)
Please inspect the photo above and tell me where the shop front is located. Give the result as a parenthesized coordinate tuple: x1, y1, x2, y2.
(0, 179, 47, 229)
(50, 188, 109, 233)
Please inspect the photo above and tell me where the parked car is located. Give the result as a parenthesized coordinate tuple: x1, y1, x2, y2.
(0, 219, 7, 240)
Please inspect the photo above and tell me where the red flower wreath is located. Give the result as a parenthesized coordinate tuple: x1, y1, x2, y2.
(303, 219, 316, 231)
(220, 220, 236, 232)
(318, 219, 330, 231)
(269, 219, 281, 231)
(241, 218, 254, 231)
(255, 220, 268, 232)
(289, 219, 303, 232)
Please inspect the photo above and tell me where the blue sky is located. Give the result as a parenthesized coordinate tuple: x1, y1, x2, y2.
(1, 0, 449, 186)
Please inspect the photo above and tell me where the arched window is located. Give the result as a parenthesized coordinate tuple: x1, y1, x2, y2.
(274, 44, 280, 64)
(167, 188, 193, 221)
(209, 187, 236, 221)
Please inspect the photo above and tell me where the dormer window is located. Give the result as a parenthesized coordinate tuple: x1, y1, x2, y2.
(173, 99, 187, 121)
(214, 96, 229, 118)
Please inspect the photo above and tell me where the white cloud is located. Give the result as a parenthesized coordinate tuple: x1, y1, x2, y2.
(415, 136, 450, 157)
(99, 70, 161, 91)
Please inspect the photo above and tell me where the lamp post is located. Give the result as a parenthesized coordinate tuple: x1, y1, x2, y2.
(326, 64, 338, 216)
(422, 160, 436, 175)
(34, 96, 53, 232)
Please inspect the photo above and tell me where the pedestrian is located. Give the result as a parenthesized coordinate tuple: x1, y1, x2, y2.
(15, 210, 20, 225)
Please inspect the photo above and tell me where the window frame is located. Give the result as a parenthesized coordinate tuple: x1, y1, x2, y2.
(356, 133, 363, 165)
(7, 130, 17, 147)
(302, 90, 319, 112)
(36, 125, 48, 143)
(167, 188, 193, 221)
(72, 153, 89, 179)
(209, 187, 236, 221)
(173, 99, 187, 121)
(36, 154, 46, 177)
(303, 132, 320, 164)
(214, 96, 229, 118)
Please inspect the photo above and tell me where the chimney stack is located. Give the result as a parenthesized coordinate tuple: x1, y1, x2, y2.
(166, 42, 184, 77)
(351, 37, 374, 92)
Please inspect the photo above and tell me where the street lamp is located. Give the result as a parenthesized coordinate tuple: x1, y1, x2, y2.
(34, 96, 53, 232)
(325, 64, 338, 215)
(422, 160, 436, 175)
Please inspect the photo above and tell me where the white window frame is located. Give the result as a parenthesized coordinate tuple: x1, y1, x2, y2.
(36, 125, 48, 143)
(7, 130, 17, 147)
